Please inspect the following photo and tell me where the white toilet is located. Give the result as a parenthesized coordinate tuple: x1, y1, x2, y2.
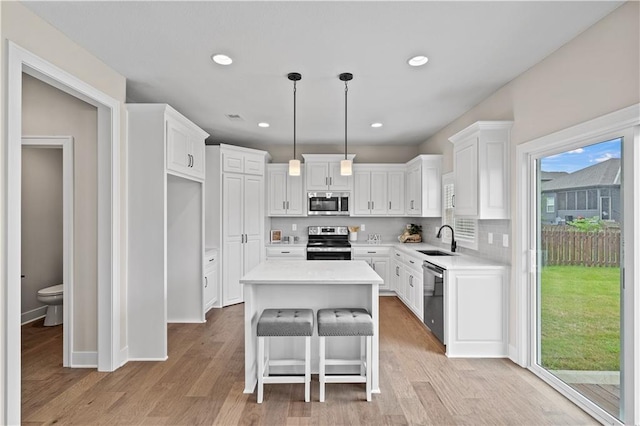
(37, 284, 63, 326)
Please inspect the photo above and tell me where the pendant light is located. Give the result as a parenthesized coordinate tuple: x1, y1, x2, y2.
(339, 72, 353, 176)
(288, 72, 302, 176)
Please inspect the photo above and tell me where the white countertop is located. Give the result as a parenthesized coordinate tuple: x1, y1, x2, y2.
(240, 260, 384, 285)
(391, 243, 507, 270)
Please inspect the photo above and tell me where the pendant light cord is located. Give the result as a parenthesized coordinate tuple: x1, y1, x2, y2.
(293, 80, 297, 159)
(344, 79, 348, 160)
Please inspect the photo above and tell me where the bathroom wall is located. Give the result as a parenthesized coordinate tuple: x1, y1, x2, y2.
(22, 73, 98, 351)
(21, 147, 63, 322)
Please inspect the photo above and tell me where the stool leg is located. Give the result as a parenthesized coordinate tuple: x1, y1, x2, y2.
(264, 335, 270, 377)
(319, 336, 326, 402)
(366, 335, 372, 402)
(257, 336, 265, 404)
(360, 336, 366, 376)
(304, 336, 311, 402)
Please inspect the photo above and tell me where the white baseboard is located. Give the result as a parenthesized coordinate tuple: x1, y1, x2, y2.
(127, 356, 169, 362)
(21, 306, 47, 325)
(71, 351, 98, 368)
(508, 344, 524, 366)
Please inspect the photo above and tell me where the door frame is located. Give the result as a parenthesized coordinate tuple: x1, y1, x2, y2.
(514, 104, 639, 425)
(21, 136, 74, 367)
(5, 41, 121, 424)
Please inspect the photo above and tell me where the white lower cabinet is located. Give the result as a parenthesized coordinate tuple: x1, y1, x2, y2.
(444, 268, 508, 357)
(402, 253, 423, 320)
(353, 247, 390, 290)
(265, 246, 306, 259)
(204, 249, 219, 312)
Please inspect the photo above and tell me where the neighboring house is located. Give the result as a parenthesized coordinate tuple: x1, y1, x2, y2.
(541, 158, 621, 224)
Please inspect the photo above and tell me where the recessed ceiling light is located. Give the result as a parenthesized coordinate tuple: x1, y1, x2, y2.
(371, 123, 383, 128)
(407, 55, 429, 67)
(258, 122, 270, 128)
(212, 54, 233, 65)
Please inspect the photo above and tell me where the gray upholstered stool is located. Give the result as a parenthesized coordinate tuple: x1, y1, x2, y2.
(257, 308, 314, 403)
(317, 308, 373, 402)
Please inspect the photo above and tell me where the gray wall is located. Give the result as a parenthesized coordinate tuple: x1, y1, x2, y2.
(21, 147, 63, 319)
(22, 73, 98, 351)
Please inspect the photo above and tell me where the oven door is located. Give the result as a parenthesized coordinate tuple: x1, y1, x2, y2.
(306, 249, 352, 260)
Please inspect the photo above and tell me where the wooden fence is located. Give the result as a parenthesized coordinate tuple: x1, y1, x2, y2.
(541, 225, 620, 267)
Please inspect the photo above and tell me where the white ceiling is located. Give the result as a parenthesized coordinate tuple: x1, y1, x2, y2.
(23, 1, 622, 148)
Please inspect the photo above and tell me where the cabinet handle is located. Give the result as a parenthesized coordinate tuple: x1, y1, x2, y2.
(286, 201, 289, 209)
(330, 177, 332, 185)
(452, 194, 455, 208)
(395, 253, 400, 257)
(282, 251, 290, 254)
(389, 201, 391, 210)
(373, 264, 376, 271)
(205, 276, 208, 288)
(409, 260, 415, 264)
(208, 258, 215, 262)
(283, 201, 286, 209)
(325, 177, 328, 186)
(191, 154, 194, 167)
(367, 251, 376, 254)
(371, 201, 374, 210)
(396, 266, 399, 276)
(409, 276, 414, 287)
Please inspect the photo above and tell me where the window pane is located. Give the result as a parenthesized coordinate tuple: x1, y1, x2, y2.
(558, 192, 567, 210)
(577, 190, 586, 210)
(588, 189, 598, 210)
(567, 191, 576, 210)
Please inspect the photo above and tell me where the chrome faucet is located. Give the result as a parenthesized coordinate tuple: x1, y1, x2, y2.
(436, 225, 457, 253)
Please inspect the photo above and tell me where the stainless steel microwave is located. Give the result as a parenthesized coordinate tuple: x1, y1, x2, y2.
(307, 192, 350, 216)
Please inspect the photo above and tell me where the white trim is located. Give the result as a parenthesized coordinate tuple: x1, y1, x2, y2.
(70, 351, 98, 368)
(5, 42, 122, 425)
(515, 104, 640, 425)
(20, 307, 47, 325)
(22, 136, 74, 367)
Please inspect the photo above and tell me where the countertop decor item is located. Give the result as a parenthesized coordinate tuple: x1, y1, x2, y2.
(348, 225, 360, 242)
(398, 223, 422, 243)
(270, 229, 282, 243)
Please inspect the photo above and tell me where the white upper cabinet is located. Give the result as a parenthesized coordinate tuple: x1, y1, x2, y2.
(223, 148, 265, 175)
(449, 121, 512, 219)
(405, 155, 442, 217)
(302, 154, 354, 191)
(267, 164, 305, 216)
(353, 165, 405, 216)
(166, 115, 207, 180)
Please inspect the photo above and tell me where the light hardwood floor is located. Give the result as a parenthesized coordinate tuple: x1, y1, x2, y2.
(22, 297, 597, 425)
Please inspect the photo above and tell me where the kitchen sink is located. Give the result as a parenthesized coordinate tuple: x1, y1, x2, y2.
(417, 250, 454, 256)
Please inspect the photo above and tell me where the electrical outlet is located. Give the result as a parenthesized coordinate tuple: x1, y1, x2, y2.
(292, 224, 297, 231)
(503, 234, 509, 247)
(361, 224, 366, 232)
(488, 233, 493, 244)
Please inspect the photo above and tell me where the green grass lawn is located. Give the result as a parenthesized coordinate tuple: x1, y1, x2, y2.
(540, 265, 620, 371)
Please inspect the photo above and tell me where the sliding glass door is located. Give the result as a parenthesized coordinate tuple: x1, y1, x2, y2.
(535, 137, 624, 421)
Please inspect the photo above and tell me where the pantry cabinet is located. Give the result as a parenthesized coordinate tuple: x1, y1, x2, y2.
(302, 154, 354, 191)
(353, 165, 405, 216)
(205, 144, 269, 307)
(267, 164, 305, 216)
(405, 155, 442, 217)
(127, 103, 209, 360)
(449, 121, 512, 219)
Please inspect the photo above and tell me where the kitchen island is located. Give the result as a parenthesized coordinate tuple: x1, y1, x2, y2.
(239, 260, 383, 395)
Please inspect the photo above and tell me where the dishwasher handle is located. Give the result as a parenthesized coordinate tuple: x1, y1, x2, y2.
(422, 262, 444, 279)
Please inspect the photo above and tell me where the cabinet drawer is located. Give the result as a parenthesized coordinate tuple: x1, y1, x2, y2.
(266, 246, 306, 258)
(353, 247, 391, 257)
(204, 250, 218, 273)
(393, 249, 405, 263)
(404, 253, 422, 272)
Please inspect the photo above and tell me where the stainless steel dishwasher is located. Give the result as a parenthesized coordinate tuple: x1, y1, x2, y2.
(423, 261, 445, 344)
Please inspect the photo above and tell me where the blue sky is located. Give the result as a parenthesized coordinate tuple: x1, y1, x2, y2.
(540, 138, 621, 173)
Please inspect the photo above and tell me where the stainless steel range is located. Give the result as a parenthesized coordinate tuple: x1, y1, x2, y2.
(306, 226, 352, 260)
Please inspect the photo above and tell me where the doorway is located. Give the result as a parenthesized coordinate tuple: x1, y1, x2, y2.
(536, 138, 622, 420)
(21, 137, 74, 366)
(515, 105, 639, 425)
(5, 42, 122, 424)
